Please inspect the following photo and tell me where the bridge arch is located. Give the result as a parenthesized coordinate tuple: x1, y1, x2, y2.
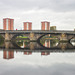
(37, 33, 60, 42)
(67, 35, 75, 42)
(69, 35, 75, 41)
(11, 33, 30, 40)
(37, 33, 60, 49)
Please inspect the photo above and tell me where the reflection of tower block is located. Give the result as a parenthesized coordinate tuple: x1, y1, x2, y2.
(41, 51, 50, 56)
(23, 41, 26, 48)
(43, 40, 50, 48)
(24, 51, 32, 55)
(30, 32, 35, 40)
(3, 50, 14, 59)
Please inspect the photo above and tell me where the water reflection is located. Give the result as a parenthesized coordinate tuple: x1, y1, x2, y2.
(15, 39, 75, 50)
(0, 50, 51, 60)
(3, 50, 14, 59)
(16, 40, 29, 48)
(41, 39, 59, 48)
(0, 39, 75, 50)
(41, 51, 50, 56)
(0, 40, 75, 75)
(71, 42, 75, 46)
(24, 51, 32, 55)
(0, 39, 75, 60)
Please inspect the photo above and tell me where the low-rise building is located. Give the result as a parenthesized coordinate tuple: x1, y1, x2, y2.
(50, 26, 56, 30)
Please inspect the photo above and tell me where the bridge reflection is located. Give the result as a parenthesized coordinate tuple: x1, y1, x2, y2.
(0, 40, 75, 60)
(0, 40, 75, 50)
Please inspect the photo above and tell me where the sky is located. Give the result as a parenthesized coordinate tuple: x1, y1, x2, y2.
(0, 0, 75, 30)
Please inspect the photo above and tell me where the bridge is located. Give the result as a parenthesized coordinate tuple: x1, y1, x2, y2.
(0, 30, 75, 41)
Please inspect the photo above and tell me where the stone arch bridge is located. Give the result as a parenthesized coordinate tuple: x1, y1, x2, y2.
(0, 30, 75, 41)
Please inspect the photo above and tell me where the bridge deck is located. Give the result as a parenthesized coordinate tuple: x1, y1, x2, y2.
(0, 30, 75, 34)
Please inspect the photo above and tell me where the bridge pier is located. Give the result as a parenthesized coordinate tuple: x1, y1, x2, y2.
(29, 32, 35, 41)
(4, 33, 16, 41)
(55, 42, 75, 50)
(60, 33, 68, 41)
(28, 42, 42, 50)
(60, 34, 75, 42)
(5, 42, 14, 49)
(29, 33, 44, 41)
(5, 33, 11, 41)
(50, 33, 74, 42)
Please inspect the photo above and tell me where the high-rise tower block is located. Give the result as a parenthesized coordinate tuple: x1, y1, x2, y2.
(23, 22, 32, 30)
(41, 21, 50, 30)
(3, 18, 14, 30)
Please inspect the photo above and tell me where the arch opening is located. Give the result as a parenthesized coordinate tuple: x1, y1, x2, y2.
(11, 34, 30, 40)
(16, 40, 30, 48)
(70, 37, 75, 46)
(38, 34, 59, 48)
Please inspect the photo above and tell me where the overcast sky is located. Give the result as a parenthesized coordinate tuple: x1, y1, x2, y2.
(0, 0, 75, 30)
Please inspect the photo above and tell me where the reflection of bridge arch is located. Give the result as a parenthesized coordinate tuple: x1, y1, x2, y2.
(0, 41, 75, 50)
(37, 40, 75, 49)
(37, 40, 54, 49)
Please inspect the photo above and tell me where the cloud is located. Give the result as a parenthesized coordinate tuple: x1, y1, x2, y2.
(0, 0, 75, 30)
(0, 0, 75, 12)
(0, 63, 75, 75)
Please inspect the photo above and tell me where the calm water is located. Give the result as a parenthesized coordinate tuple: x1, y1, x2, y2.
(0, 39, 75, 75)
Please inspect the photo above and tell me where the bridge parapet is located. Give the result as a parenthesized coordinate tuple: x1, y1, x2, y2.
(0, 30, 75, 34)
